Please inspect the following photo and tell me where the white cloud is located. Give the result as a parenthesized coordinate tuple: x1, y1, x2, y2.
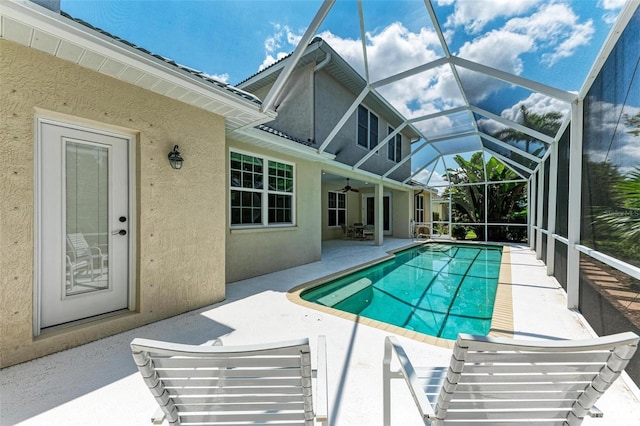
(456, 30, 534, 103)
(256, 2, 593, 121)
(585, 102, 640, 175)
(501, 92, 571, 122)
(599, 0, 627, 10)
(258, 23, 304, 71)
(542, 20, 594, 66)
(439, 0, 538, 33)
(503, 3, 594, 67)
(201, 72, 230, 84)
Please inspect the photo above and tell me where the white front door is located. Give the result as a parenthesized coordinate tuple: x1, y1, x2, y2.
(37, 120, 131, 329)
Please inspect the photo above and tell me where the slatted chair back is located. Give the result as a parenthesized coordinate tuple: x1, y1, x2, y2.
(131, 337, 325, 426)
(67, 233, 93, 259)
(384, 332, 639, 426)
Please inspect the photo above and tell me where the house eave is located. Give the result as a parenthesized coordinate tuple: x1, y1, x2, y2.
(231, 126, 336, 163)
(0, 0, 275, 130)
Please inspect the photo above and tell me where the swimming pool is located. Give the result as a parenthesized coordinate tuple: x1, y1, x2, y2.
(300, 243, 503, 340)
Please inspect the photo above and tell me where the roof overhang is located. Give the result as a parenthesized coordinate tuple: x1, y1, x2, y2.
(0, 0, 275, 131)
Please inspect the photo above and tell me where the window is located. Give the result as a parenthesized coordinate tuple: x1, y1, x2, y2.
(357, 105, 378, 150)
(387, 126, 402, 162)
(328, 191, 346, 227)
(415, 194, 425, 223)
(230, 151, 294, 226)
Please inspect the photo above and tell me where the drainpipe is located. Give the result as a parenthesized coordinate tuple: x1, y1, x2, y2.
(310, 53, 331, 144)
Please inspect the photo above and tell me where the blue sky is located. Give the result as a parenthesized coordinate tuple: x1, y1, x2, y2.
(61, 0, 625, 89)
(60, 0, 629, 185)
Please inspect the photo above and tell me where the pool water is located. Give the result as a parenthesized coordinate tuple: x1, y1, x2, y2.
(301, 243, 503, 340)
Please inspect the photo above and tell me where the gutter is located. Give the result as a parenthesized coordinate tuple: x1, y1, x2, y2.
(2, 0, 273, 123)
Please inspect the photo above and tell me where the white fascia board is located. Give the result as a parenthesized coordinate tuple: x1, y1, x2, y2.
(233, 126, 335, 162)
(451, 56, 577, 104)
(2, 0, 271, 121)
(322, 161, 414, 192)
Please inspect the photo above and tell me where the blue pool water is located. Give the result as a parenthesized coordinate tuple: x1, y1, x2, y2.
(301, 243, 503, 340)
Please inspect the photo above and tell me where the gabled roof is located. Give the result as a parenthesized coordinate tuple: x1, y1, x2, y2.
(239, 37, 422, 140)
(237, 1, 637, 188)
(0, 0, 275, 131)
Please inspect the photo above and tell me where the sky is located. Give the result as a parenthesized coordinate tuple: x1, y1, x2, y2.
(60, 0, 625, 87)
(60, 0, 630, 186)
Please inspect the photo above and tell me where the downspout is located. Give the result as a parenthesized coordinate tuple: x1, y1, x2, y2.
(311, 53, 331, 144)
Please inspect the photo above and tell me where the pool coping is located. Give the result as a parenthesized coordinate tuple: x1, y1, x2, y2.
(287, 241, 514, 349)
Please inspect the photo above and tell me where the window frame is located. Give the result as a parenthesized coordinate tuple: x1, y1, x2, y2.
(327, 190, 347, 228)
(229, 149, 296, 229)
(415, 193, 425, 223)
(357, 105, 379, 152)
(387, 126, 402, 163)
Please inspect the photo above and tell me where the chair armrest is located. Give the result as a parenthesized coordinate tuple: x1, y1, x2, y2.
(384, 336, 435, 419)
(315, 335, 328, 424)
(151, 406, 165, 424)
(88, 246, 104, 256)
(589, 406, 603, 418)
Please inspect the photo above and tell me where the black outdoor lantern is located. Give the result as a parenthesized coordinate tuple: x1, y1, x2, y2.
(168, 145, 184, 170)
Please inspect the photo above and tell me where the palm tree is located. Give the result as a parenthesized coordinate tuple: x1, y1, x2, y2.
(444, 153, 527, 242)
(492, 105, 563, 154)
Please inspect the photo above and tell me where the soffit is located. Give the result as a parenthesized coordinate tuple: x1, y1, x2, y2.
(0, 0, 274, 132)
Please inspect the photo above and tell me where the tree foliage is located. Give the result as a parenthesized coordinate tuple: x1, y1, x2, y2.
(492, 105, 563, 154)
(444, 152, 527, 242)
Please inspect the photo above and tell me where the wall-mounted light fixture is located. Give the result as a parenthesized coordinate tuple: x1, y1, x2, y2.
(168, 145, 184, 170)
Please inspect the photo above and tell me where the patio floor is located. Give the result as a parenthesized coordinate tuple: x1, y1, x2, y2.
(1, 239, 639, 425)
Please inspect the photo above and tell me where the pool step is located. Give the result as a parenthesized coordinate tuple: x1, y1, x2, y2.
(316, 278, 372, 307)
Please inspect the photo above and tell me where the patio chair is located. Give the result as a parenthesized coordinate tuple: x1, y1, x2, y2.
(131, 336, 328, 426)
(362, 225, 374, 240)
(416, 225, 431, 239)
(383, 332, 639, 425)
(340, 223, 356, 239)
(66, 233, 108, 279)
(65, 254, 91, 289)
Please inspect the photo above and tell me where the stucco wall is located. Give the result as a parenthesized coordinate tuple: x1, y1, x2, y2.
(321, 184, 362, 240)
(226, 140, 322, 283)
(315, 69, 414, 181)
(0, 40, 227, 367)
(252, 64, 314, 144)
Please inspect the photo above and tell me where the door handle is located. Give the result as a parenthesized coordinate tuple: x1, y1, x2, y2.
(112, 229, 127, 236)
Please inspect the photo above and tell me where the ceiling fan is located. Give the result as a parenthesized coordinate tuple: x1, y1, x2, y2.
(341, 178, 359, 193)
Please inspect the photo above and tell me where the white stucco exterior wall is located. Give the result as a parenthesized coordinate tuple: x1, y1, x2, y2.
(0, 40, 227, 367)
(225, 140, 323, 283)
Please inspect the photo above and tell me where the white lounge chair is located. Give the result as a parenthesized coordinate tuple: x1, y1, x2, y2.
(131, 336, 328, 426)
(66, 233, 108, 279)
(383, 332, 639, 425)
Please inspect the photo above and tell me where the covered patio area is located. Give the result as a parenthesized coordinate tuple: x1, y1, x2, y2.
(2, 239, 638, 425)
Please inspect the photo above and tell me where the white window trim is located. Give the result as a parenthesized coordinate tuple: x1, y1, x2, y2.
(387, 126, 402, 163)
(229, 149, 296, 229)
(357, 105, 379, 152)
(327, 190, 347, 228)
(415, 193, 425, 223)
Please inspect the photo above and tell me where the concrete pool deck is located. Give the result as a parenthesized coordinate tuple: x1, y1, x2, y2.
(1, 239, 639, 425)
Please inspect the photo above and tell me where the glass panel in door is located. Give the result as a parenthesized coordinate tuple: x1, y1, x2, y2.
(65, 142, 109, 296)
